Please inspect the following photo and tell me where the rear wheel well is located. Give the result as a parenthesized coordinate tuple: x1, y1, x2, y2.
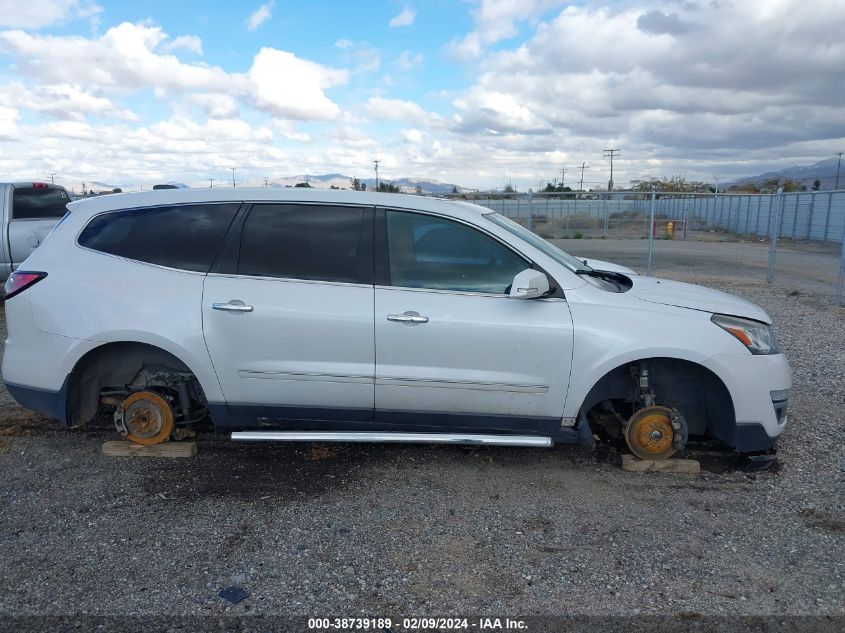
(580, 357, 736, 446)
(66, 342, 206, 427)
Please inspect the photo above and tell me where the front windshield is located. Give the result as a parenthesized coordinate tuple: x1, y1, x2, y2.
(486, 213, 592, 273)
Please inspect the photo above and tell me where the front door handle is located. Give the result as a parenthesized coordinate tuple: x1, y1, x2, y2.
(386, 311, 429, 324)
(212, 301, 254, 313)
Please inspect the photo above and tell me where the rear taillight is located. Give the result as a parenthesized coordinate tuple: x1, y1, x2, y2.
(4, 271, 47, 300)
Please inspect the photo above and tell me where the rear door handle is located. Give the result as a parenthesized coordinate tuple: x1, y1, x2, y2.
(386, 311, 429, 324)
(212, 301, 254, 313)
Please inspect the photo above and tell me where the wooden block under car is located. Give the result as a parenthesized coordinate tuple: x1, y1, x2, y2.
(622, 454, 700, 474)
(101, 440, 197, 458)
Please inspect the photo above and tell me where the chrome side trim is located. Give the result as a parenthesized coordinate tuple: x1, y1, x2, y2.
(237, 370, 374, 384)
(376, 377, 549, 393)
(231, 431, 552, 447)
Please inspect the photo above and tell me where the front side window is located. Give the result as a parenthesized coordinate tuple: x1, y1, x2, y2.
(386, 210, 528, 293)
(78, 203, 240, 272)
(12, 186, 70, 219)
(238, 204, 368, 283)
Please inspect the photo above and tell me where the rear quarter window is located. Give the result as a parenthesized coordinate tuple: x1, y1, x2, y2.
(12, 187, 70, 219)
(78, 204, 240, 273)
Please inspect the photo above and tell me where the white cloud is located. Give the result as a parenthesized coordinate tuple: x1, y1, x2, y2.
(249, 47, 348, 120)
(389, 6, 416, 28)
(402, 128, 423, 143)
(365, 97, 427, 121)
(0, 0, 101, 29)
(3, 81, 137, 121)
(246, 1, 274, 31)
(183, 93, 239, 119)
(448, 0, 563, 59)
(0, 106, 19, 138)
(0, 22, 346, 122)
(396, 50, 423, 70)
(164, 34, 203, 55)
(334, 39, 380, 74)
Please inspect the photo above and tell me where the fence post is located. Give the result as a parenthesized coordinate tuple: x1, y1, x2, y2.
(527, 189, 533, 232)
(806, 193, 816, 239)
(767, 188, 783, 285)
(823, 192, 833, 241)
(647, 191, 656, 275)
(603, 195, 609, 238)
(836, 235, 845, 306)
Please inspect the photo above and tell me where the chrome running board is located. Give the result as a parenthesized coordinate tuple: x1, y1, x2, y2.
(230, 431, 552, 447)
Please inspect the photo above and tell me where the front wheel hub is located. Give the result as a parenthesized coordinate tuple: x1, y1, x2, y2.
(625, 405, 678, 460)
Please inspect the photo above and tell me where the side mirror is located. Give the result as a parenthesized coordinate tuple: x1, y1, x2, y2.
(509, 269, 550, 299)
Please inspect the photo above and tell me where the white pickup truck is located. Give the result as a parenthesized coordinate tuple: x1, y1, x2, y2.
(1, 182, 70, 283)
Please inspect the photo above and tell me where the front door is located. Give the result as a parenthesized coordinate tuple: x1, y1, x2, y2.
(202, 203, 375, 424)
(374, 209, 574, 434)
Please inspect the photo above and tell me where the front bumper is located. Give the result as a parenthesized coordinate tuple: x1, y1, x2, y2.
(704, 352, 791, 453)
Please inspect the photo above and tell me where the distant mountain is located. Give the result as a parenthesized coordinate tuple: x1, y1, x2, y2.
(242, 174, 467, 194)
(728, 158, 843, 190)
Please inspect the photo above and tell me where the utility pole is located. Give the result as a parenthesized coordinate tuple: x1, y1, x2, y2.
(714, 176, 720, 196)
(264, 177, 269, 187)
(373, 160, 380, 190)
(578, 162, 589, 191)
(208, 178, 214, 188)
(49, 172, 57, 184)
(230, 168, 236, 188)
(836, 152, 843, 190)
(603, 149, 620, 191)
(560, 168, 567, 190)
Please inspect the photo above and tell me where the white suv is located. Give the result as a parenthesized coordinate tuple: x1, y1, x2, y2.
(1, 189, 790, 459)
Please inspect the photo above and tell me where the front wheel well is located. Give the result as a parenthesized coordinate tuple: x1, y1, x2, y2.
(580, 357, 736, 445)
(65, 342, 206, 427)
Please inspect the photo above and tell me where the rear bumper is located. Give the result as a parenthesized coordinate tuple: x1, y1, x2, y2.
(5, 376, 69, 426)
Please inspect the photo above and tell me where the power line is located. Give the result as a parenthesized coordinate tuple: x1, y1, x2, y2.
(603, 149, 620, 191)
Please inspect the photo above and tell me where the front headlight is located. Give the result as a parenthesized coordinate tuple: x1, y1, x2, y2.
(711, 314, 781, 355)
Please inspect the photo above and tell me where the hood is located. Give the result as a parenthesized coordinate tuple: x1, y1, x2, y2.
(632, 276, 771, 323)
(577, 257, 638, 275)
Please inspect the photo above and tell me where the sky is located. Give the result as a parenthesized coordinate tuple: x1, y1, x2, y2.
(0, 0, 843, 191)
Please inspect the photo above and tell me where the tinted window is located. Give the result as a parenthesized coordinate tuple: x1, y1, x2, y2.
(238, 205, 367, 283)
(78, 204, 240, 272)
(12, 187, 70, 219)
(386, 211, 528, 293)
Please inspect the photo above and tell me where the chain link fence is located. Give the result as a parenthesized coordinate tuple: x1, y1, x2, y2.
(449, 190, 845, 305)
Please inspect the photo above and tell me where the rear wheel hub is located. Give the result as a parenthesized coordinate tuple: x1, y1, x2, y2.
(122, 391, 174, 445)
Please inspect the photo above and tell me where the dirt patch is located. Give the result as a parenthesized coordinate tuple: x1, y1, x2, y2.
(0, 410, 49, 437)
(800, 509, 845, 533)
(139, 439, 389, 502)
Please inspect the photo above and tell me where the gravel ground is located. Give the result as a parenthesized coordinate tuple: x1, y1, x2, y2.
(0, 278, 843, 622)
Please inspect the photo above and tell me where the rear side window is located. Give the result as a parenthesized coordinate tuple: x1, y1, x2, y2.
(238, 204, 368, 283)
(78, 204, 240, 272)
(12, 187, 70, 219)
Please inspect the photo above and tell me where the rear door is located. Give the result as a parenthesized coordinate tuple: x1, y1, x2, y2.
(8, 184, 70, 269)
(202, 203, 375, 424)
